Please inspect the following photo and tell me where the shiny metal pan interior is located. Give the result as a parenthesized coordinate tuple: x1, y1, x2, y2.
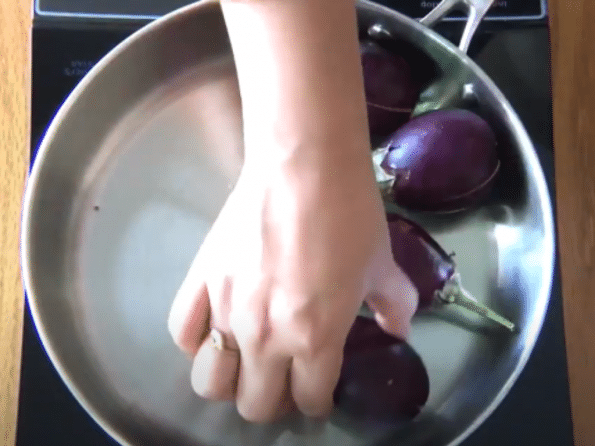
(21, 1, 555, 445)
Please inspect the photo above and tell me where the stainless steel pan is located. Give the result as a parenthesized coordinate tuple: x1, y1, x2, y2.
(21, 1, 555, 445)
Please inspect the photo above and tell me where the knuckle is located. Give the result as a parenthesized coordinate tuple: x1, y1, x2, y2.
(292, 319, 327, 357)
(229, 309, 269, 352)
(281, 300, 338, 358)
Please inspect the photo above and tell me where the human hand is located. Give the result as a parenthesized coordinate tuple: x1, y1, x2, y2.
(167, 152, 418, 423)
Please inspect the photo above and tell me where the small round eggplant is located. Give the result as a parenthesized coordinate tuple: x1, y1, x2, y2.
(386, 212, 515, 330)
(380, 109, 500, 213)
(334, 316, 430, 424)
(360, 40, 420, 138)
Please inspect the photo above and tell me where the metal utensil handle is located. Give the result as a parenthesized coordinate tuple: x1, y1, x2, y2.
(419, 0, 496, 53)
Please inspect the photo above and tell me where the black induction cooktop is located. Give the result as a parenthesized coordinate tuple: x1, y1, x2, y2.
(17, 1, 574, 445)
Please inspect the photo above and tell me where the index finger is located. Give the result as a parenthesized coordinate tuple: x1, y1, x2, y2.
(168, 256, 211, 357)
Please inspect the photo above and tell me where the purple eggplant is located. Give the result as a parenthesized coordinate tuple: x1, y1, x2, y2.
(334, 316, 430, 423)
(384, 212, 515, 330)
(377, 109, 500, 213)
(360, 40, 421, 138)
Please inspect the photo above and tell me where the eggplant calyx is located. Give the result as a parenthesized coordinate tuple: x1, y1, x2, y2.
(434, 273, 516, 332)
(372, 146, 396, 200)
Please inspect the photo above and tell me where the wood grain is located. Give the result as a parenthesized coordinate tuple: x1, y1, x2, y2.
(549, 0, 595, 444)
(1, 0, 594, 445)
(0, 0, 31, 444)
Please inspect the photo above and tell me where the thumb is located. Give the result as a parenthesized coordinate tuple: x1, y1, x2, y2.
(365, 263, 418, 341)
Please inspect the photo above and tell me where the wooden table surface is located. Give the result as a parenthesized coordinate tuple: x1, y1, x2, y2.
(1, 0, 594, 445)
(1, 0, 31, 445)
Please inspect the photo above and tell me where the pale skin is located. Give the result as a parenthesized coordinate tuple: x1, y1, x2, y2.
(167, 0, 419, 423)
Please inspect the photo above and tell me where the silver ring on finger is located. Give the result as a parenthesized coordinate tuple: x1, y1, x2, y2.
(210, 328, 240, 354)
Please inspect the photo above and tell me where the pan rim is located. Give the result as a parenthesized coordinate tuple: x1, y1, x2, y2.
(20, 1, 556, 445)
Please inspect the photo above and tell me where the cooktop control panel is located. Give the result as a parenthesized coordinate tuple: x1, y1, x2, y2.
(36, 0, 545, 21)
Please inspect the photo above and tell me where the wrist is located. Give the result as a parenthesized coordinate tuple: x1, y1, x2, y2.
(243, 132, 373, 176)
(241, 140, 379, 207)
(221, 0, 371, 158)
